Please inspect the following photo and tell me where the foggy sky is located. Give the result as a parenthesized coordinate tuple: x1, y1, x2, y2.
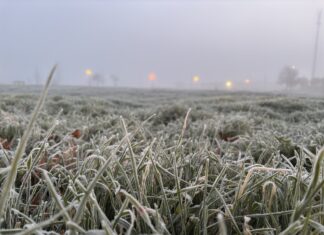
(0, 0, 324, 89)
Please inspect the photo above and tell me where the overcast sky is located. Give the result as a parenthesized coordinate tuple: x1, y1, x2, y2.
(0, 0, 324, 88)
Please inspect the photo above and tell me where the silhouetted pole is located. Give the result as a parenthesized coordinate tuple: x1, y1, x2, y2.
(311, 10, 322, 80)
(110, 74, 119, 87)
(34, 68, 41, 85)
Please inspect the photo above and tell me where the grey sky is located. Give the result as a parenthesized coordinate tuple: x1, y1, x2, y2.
(0, 0, 324, 88)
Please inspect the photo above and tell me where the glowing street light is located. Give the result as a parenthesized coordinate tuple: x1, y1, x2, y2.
(225, 80, 233, 89)
(85, 69, 95, 86)
(244, 79, 251, 85)
(85, 69, 93, 76)
(148, 72, 157, 81)
(192, 75, 200, 83)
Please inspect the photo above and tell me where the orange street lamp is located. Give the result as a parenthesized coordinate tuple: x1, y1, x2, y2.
(148, 72, 157, 81)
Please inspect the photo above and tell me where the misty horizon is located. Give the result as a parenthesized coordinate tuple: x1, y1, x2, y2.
(1, 0, 324, 90)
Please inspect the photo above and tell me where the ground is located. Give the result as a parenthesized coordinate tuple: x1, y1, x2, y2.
(0, 86, 324, 234)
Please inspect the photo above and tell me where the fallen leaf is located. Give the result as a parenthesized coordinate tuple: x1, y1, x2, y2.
(0, 138, 11, 150)
(71, 129, 81, 139)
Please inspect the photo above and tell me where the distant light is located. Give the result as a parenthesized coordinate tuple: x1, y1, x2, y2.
(225, 80, 233, 89)
(85, 69, 93, 76)
(192, 75, 200, 83)
(291, 65, 296, 70)
(244, 79, 251, 84)
(148, 72, 157, 81)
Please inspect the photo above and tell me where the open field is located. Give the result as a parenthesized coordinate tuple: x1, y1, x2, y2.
(0, 85, 324, 234)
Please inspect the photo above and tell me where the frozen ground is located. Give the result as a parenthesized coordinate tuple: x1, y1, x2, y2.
(0, 86, 324, 234)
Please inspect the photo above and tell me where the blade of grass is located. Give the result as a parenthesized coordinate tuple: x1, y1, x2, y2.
(0, 65, 56, 220)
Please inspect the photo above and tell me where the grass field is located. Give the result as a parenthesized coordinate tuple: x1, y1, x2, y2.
(0, 83, 324, 234)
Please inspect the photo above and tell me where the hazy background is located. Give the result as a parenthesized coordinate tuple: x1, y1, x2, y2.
(0, 0, 324, 90)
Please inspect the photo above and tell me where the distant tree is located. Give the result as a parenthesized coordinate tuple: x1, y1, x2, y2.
(278, 65, 299, 89)
(91, 73, 105, 86)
